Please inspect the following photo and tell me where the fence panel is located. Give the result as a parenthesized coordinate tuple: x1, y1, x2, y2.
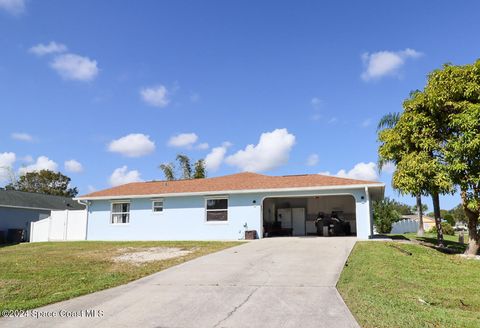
(30, 210, 87, 242)
(391, 219, 419, 234)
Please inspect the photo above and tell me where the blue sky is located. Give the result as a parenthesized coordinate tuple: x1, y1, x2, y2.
(1, 0, 479, 210)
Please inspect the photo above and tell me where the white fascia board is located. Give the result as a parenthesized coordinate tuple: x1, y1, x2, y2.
(75, 183, 385, 201)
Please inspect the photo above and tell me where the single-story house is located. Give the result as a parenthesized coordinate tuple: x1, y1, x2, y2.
(0, 189, 85, 242)
(402, 214, 436, 231)
(77, 172, 384, 240)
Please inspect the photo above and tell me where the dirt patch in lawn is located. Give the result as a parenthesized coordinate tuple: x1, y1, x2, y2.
(113, 247, 194, 265)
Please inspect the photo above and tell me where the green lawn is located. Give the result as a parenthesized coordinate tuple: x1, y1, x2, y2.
(391, 232, 468, 253)
(0, 241, 242, 311)
(338, 241, 480, 328)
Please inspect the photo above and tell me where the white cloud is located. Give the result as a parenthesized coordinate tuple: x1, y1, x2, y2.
(322, 162, 378, 181)
(196, 142, 209, 150)
(11, 132, 33, 142)
(64, 159, 83, 173)
(18, 156, 58, 175)
(0, 152, 16, 182)
(87, 185, 97, 193)
(108, 133, 155, 157)
(109, 166, 142, 186)
(205, 142, 232, 172)
(22, 155, 33, 163)
(0, 0, 25, 15)
(29, 42, 67, 56)
(361, 48, 422, 81)
(50, 53, 98, 81)
(306, 153, 319, 166)
(168, 133, 198, 148)
(226, 128, 296, 172)
(380, 161, 396, 174)
(140, 85, 169, 108)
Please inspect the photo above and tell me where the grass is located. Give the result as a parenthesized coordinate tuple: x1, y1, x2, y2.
(338, 241, 480, 328)
(0, 241, 242, 311)
(391, 232, 468, 253)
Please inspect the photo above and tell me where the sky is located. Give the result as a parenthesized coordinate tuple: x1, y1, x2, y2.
(1, 0, 480, 210)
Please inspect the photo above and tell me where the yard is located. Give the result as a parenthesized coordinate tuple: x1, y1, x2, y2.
(0, 241, 242, 311)
(338, 240, 480, 328)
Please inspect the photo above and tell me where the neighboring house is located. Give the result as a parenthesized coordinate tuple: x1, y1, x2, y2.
(402, 214, 436, 231)
(390, 214, 437, 234)
(77, 172, 385, 241)
(0, 189, 85, 241)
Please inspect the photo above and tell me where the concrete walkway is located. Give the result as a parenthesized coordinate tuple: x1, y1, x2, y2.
(1, 237, 359, 328)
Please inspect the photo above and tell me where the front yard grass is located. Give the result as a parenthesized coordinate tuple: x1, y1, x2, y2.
(337, 241, 480, 328)
(0, 241, 242, 311)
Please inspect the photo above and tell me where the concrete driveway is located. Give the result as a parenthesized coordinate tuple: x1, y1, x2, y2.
(1, 237, 359, 328)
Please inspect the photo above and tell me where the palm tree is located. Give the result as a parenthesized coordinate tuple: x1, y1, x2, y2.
(159, 155, 206, 180)
(176, 154, 193, 179)
(159, 163, 175, 181)
(377, 112, 425, 236)
(193, 159, 206, 179)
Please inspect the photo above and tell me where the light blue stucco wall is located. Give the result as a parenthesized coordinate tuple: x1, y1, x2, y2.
(86, 187, 373, 241)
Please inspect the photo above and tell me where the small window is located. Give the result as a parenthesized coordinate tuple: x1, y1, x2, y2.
(153, 200, 164, 213)
(111, 202, 130, 224)
(206, 198, 228, 222)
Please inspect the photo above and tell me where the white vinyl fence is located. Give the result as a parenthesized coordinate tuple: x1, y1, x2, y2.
(390, 219, 419, 234)
(30, 210, 87, 242)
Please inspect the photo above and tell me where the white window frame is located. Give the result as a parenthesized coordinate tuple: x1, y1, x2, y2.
(205, 196, 229, 224)
(152, 198, 164, 214)
(110, 201, 130, 225)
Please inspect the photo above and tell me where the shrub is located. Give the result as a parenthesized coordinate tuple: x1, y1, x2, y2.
(373, 198, 401, 234)
(429, 222, 455, 236)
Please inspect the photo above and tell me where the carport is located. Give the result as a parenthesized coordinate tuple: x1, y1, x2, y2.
(262, 195, 357, 238)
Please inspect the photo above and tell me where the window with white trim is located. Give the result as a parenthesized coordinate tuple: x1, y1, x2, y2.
(205, 198, 228, 222)
(111, 202, 130, 224)
(152, 200, 164, 213)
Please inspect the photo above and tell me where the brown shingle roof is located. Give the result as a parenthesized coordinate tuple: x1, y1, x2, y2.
(79, 172, 382, 199)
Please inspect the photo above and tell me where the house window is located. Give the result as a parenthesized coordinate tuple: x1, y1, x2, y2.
(205, 198, 228, 222)
(152, 200, 164, 213)
(111, 202, 130, 224)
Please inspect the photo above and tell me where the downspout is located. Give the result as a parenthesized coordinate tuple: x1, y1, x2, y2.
(365, 186, 373, 238)
(76, 199, 89, 241)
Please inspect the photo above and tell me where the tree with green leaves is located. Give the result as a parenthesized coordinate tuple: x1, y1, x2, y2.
(450, 204, 467, 224)
(159, 163, 175, 181)
(193, 159, 206, 179)
(159, 154, 206, 181)
(378, 91, 454, 246)
(377, 111, 426, 237)
(5, 170, 78, 197)
(373, 197, 401, 234)
(420, 60, 480, 255)
(411, 203, 428, 216)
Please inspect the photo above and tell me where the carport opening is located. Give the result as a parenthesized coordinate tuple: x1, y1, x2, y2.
(262, 195, 356, 238)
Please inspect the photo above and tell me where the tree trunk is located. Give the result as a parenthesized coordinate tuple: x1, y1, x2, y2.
(431, 192, 444, 247)
(416, 194, 424, 237)
(461, 191, 480, 256)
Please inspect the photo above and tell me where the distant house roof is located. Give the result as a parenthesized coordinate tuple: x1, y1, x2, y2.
(79, 172, 384, 200)
(0, 189, 85, 211)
